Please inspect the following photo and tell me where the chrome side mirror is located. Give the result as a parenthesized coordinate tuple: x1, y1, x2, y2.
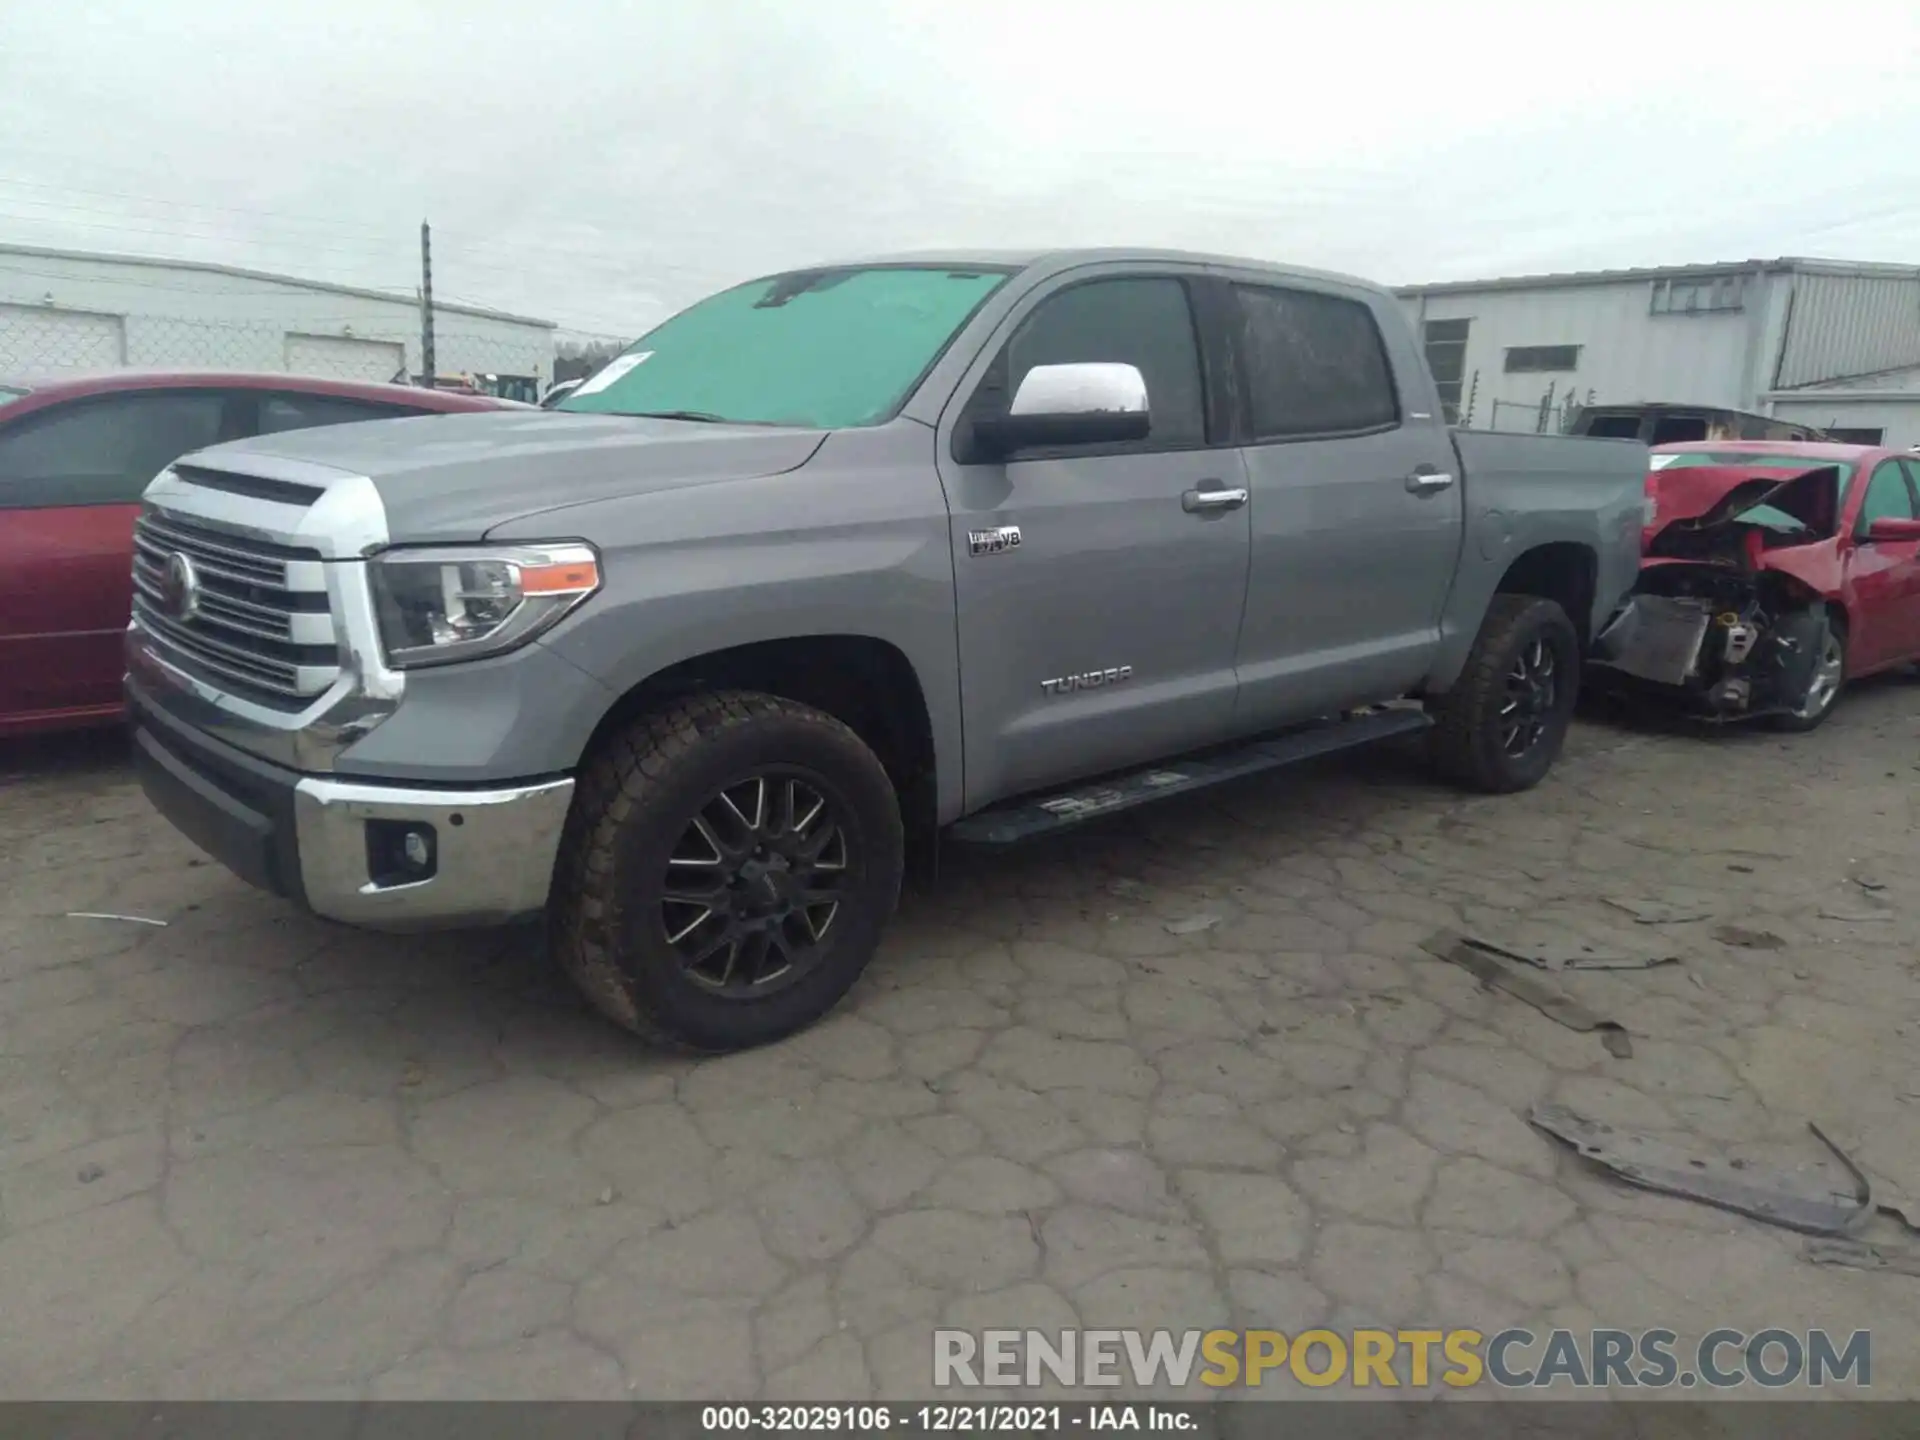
(971, 362, 1151, 459)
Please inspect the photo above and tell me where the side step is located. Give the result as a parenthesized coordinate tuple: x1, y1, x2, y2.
(948, 706, 1433, 846)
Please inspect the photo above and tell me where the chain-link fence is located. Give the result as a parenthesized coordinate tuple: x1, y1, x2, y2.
(0, 305, 552, 397)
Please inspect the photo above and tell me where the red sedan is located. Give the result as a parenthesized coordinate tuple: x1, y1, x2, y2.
(1593, 439, 1920, 729)
(0, 371, 506, 737)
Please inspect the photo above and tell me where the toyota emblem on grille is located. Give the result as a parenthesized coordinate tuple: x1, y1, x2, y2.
(161, 551, 202, 623)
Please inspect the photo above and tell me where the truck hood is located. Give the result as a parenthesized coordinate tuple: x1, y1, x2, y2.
(183, 410, 828, 542)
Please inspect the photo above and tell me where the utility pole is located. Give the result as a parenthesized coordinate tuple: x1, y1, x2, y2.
(419, 220, 436, 388)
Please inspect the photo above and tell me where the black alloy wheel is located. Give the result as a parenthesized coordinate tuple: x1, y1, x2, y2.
(1500, 634, 1560, 758)
(661, 771, 851, 997)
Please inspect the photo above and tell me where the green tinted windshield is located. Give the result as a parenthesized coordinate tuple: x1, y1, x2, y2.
(558, 266, 1011, 429)
(0, 384, 27, 408)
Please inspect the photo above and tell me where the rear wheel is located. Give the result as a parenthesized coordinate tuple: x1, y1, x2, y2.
(1429, 594, 1581, 793)
(551, 691, 904, 1052)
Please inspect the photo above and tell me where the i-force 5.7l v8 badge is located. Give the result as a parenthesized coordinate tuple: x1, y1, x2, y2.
(968, 526, 1022, 557)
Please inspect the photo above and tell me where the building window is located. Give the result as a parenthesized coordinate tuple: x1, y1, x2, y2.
(1826, 426, 1884, 446)
(1422, 318, 1470, 423)
(1650, 275, 1746, 315)
(1504, 344, 1581, 374)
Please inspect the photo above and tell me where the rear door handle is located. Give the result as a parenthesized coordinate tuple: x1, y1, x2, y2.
(1182, 485, 1249, 513)
(1406, 469, 1455, 495)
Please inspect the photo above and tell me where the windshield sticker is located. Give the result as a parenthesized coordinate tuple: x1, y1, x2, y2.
(571, 352, 653, 398)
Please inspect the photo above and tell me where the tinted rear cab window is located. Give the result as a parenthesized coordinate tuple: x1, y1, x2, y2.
(1233, 286, 1399, 439)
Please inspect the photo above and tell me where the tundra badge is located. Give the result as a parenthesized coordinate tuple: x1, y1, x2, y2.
(1042, 666, 1132, 696)
(968, 525, 1022, 557)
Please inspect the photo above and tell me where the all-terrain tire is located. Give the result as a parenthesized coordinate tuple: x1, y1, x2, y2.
(550, 691, 904, 1052)
(1429, 594, 1581, 794)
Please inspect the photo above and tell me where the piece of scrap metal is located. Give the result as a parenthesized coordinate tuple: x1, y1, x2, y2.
(1437, 924, 1679, 973)
(1804, 1237, 1920, 1278)
(1422, 931, 1635, 1057)
(1604, 896, 1714, 926)
(1530, 1104, 1872, 1237)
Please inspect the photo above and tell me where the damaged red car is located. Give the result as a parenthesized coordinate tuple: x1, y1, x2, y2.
(1590, 441, 1920, 731)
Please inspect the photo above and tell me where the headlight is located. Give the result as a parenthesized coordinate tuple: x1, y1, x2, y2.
(370, 542, 600, 668)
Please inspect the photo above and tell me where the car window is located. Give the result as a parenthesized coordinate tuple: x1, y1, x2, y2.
(1233, 284, 1400, 440)
(0, 390, 228, 509)
(258, 392, 411, 434)
(1858, 460, 1917, 533)
(1004, 278, 1206, 448)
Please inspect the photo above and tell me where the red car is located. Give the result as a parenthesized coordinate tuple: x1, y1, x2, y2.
(0, 371, 505, 737)
(1592, 439, 1920, 729)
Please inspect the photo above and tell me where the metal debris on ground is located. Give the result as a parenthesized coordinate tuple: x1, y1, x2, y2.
(1713, 924, 1786, 950)
(1421, 932, 1635, 1058)
(1164, 913, 1222, 935)
(64, 912, 168, 926)
(1529, 1105, 1872, 1237)
(1803, 1237, 1920, 1278)
(1432, 924, 1679, 973)
(1815, 1120, 1920, 1232)
(1605, 896, 1714, 925)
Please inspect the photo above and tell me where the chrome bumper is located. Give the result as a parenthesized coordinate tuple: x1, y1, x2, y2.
(132, 686, 572, 931)
(293, 775, 574, 929)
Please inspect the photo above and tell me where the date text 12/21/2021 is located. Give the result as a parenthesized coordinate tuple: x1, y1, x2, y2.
(700, 1405, 1197, 1432)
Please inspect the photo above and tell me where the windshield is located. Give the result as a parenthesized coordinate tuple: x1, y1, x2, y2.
(0, 384, 28, 409)
(1649, 451, 1855, 533)
(557, 266, 1012, 429)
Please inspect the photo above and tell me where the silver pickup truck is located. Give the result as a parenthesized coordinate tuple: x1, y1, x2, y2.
(126, 248, 1647, 1051)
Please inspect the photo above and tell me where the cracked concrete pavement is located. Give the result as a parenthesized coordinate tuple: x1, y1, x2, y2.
(3, 685, 1918, 1401)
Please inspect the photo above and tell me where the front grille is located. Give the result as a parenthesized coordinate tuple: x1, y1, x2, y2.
(133, 509, 341, 707)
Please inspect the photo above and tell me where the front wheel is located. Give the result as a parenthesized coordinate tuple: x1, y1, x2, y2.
(550, 691, 904, 1052)
(1769, 613, 1846, 733)
(1428, 594, 1581, 794)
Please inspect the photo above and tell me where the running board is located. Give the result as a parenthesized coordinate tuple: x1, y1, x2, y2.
(948, 707, 1434, 846)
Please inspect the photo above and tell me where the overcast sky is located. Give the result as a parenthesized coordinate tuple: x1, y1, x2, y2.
(5, 0, 1919, 338)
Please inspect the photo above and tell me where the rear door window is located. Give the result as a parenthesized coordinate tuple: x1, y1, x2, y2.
(258, 393, 415, 434)
(0, 390, 230, 508)
(1232, 285, 1400, 440)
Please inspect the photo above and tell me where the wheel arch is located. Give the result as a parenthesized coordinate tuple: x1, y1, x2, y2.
(577, 634, 942, 831)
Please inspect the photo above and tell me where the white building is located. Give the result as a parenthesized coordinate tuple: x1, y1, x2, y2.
(1397, 258, 1920, 448)
(0, 243, 555, 395)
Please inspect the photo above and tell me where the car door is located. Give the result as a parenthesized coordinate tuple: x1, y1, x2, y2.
(0, 389, 237, 728)
(1226, 278, 1464, 728)
(1843, 458, 1920, 672)
(935, 269, 1252, 810)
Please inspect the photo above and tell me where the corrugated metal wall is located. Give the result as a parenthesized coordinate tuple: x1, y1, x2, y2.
(1774, 273, 1920, 389)
(1401, 281, 1758, 426)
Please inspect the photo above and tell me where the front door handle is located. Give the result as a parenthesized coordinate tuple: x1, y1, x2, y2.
(1182, 485, 1249, 513)
(1406, 468, 1455, 495)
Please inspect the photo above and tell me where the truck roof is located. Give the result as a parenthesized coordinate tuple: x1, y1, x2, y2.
(811, 247, 1398, 300)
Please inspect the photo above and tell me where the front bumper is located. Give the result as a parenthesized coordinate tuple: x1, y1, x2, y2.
(131, 688, 573, 930)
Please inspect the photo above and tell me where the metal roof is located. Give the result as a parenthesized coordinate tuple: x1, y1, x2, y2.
(1396, 256, 1920, 298)
(0, 242, 556, 328)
